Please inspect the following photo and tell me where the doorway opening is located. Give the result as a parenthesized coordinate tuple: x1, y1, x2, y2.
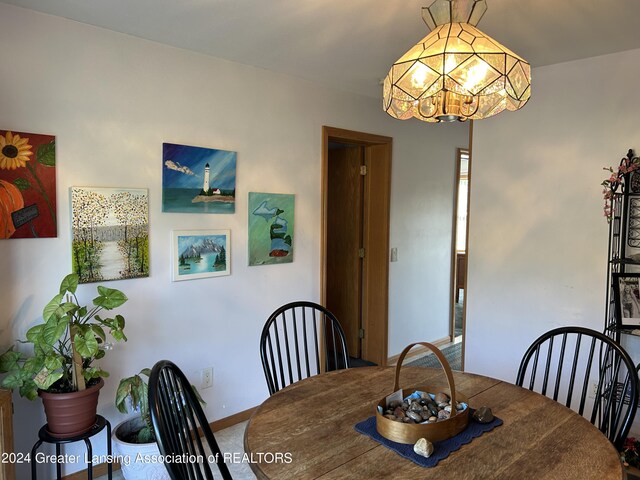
(321, 127, 392, 367)
(450, 147, 471, 362)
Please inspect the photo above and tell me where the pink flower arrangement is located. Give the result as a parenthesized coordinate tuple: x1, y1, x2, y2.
(602, 155, 640, 222)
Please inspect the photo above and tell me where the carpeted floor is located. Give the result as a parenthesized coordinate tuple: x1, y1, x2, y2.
(349, 356, 377, 368)
(455, 290, 464, 337)
(405, 342, 462, 371)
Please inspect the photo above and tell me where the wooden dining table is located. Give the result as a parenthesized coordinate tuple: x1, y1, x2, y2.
(244, 366, 625, 479)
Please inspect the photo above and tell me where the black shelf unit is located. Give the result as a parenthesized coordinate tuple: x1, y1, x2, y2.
(605, 149, 640, 342)
(603, 150, 640, 428)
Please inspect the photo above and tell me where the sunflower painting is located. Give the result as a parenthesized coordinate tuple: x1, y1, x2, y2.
(0, 130, 56, 238)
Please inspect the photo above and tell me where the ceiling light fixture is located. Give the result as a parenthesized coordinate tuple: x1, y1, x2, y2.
(383, 0, 531, 123)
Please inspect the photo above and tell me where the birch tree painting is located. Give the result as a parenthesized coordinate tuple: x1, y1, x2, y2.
(71, 187, 149, 283)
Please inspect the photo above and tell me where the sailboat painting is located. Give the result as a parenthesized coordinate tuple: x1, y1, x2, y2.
(172, 229, 230, 281)
(248, 192, 294, 266)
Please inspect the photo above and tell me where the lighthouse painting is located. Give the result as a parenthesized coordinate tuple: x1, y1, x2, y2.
(162, 142, 236, 213)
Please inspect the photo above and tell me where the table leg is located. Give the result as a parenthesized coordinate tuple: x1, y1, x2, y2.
(56, 443, 61, 480)
(30, 440, 43, 480)
(106, 420, 112, 480)
(84, 438, 93, 480)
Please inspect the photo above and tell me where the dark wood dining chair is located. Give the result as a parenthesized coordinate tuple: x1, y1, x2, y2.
(260, 301, 350, 395)
(148, 360, 232, 480)
(516, 326, 638, 450)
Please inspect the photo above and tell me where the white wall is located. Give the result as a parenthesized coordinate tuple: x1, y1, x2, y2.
(388, 131, 467, 353)
(0, 4, 468, 476)
(467, 48, 640, 388)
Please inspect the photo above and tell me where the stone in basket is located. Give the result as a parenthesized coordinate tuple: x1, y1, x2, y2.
(376, 342, 469, 444)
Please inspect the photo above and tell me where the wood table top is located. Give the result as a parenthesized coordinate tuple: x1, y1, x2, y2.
(244, 366, 625, 480)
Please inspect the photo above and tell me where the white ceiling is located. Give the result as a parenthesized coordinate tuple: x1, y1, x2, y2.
(3, 0, 640, 98)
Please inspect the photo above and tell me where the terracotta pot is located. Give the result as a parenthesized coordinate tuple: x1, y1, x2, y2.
(39, 378, 104, 438)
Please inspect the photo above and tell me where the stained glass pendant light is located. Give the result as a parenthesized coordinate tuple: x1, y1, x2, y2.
(383, 0, 531, 122)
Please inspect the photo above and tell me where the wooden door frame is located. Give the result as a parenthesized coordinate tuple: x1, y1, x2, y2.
(321, 126, 392, 366)
(448, 122, 473, 369)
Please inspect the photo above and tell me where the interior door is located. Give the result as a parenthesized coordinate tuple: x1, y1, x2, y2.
(326, 145, 363, 357)
(322, 126, 392, 367)
(361, 142, 391, 365)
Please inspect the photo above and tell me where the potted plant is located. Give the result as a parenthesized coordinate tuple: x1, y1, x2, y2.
(113, 368, 170, 480)
(0, 273, 127, 437)
(113, 368, 207, 479)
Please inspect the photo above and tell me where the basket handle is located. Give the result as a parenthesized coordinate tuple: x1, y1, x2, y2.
(394, 342, 458, 417)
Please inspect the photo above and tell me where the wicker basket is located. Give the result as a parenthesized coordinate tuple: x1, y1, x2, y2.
(376, 342, 469, 444)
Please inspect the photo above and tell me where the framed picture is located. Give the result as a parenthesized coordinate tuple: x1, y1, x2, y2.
(613, 273, 640, 326)
(71, 187, 149, 283)
(248, 192, 294, 266)
(162, 143, 236, 214)
(172, 229, 230, 281)
(1, 129, 57, 239)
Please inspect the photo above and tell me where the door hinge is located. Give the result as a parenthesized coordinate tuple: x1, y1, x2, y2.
(360, 165, 367, 175)
(358, 248, 365, 258)
(359, 328, 365, 339)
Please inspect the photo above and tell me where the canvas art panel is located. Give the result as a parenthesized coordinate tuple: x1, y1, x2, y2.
(613, 273, 640, 327)
(0, 129, 56, 239)
(248, 192, 294, 266)
(171, 230, 230, 281)
(162, 143, 236, 214)
(71, 187, 149, 283)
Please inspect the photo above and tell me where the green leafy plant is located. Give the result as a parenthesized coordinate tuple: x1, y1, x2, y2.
(0, 273, 127, 399)
(115, 368, 154, 443)
(115, 367, 206, 444)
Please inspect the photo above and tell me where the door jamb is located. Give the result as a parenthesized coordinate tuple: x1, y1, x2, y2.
(448, 122, 473, 369)
(321, 126, 392, 366)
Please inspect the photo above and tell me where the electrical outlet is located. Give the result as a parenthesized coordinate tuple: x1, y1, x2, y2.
(201, 367, 213, 389)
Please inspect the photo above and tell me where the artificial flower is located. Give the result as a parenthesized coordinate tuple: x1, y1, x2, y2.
(622, 437, 640, 468)
(601, 155, 640, 222)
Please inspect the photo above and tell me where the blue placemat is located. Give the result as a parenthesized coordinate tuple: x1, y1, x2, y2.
(354, 410, 503, 467)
